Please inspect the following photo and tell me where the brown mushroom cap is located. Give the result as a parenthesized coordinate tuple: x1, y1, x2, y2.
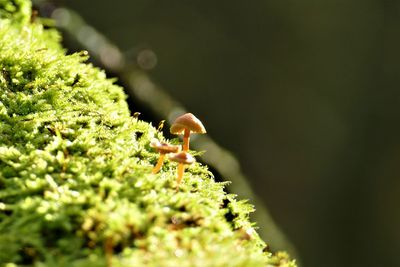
(169, 151, 196, 164)
(170, 113, 206, 135)
(150, 140, 180, 154)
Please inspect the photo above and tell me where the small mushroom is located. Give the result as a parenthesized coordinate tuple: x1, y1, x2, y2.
(169, 151, 195, 188)
(170, 113, 206, 151)
(150, 139, 180, 174)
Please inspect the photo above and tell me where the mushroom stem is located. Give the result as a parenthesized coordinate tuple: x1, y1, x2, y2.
(105, 237, 113, 267)
(176, 163, 185, 188)
(152, 154, 165, 174)
(182, 128, 190, 151)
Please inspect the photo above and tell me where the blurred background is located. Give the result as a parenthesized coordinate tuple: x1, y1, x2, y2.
(34, 1, 400, 266)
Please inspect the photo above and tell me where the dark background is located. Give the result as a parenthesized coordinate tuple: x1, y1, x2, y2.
(38, 1, 400, 266)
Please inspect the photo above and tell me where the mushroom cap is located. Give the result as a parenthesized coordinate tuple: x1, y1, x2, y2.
(169, 151, 196, 164)
(170, 113, 206, 135)
(150, 139, 180, 154)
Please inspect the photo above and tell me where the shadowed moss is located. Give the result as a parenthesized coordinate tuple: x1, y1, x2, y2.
(0, 1, 296, 266)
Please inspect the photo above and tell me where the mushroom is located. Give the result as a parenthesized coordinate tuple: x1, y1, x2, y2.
(169, 151, 195, 188)
(150, 139, 180, 174)
(170, 113, 206, 151)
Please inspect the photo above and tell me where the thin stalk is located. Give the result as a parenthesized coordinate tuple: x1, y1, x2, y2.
(176, 163, 185, 188)
(152, 154, 165, 174)
(182, 128, 190, 151)
(105, 237, 113, 267)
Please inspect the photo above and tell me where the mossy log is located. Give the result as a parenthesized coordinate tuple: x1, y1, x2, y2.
(0, 1, 296, 266)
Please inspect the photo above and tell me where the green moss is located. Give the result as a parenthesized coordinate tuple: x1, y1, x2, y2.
(0, 1, 296, 266)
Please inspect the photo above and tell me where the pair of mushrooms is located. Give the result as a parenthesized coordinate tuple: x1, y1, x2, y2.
(151, 113, 206, 188)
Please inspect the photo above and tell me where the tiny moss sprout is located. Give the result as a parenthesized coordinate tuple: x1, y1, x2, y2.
(170, 113, 206, 151)
(133, 111, 141, 119)
(157, 119, 166, 131)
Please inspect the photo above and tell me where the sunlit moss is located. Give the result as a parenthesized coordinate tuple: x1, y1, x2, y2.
(0, 1, 296, 266)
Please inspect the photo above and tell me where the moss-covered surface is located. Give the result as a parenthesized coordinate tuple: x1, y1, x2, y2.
(0, 1, 296, 266)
